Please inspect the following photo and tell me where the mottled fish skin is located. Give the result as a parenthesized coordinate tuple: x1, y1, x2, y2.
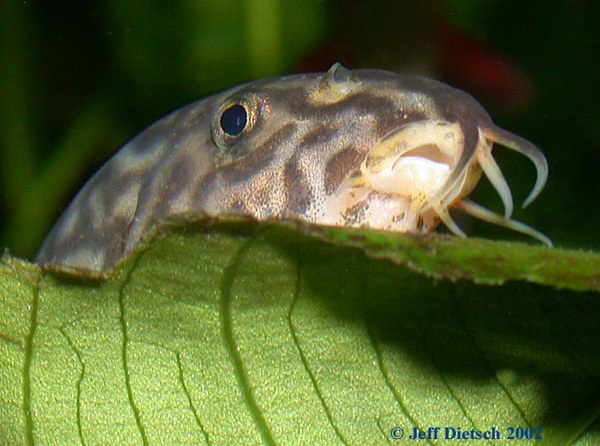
(35, 64, 545, 274)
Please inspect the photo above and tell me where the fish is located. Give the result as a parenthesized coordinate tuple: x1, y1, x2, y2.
(36, 63, 550, 276)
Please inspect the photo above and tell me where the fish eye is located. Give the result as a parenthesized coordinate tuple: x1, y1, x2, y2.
(211, 94, 261, 153)
(220, 104, 248, 136)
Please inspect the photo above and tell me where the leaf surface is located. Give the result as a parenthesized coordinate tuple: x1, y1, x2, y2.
(1, 220, 599, 445)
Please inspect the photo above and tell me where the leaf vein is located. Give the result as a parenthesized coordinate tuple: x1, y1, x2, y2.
(288, 259, 350, 445)
(365, 319, 434, 445)
(421, 327, 477, 429)
(118, 258, 148, 445)
(450, 292, 531, 427)
(22, 273, 40, 446)
(175, 351, 211, 445)
(59, 324, 86, 446)
(220, 235, 276, 446)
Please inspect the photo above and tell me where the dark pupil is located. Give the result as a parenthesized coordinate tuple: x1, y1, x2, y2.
(220, 104, 247, 136)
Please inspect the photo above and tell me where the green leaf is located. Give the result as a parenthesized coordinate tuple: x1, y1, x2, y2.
(1, 220, 600, 445)
(316, 226, 600, 292)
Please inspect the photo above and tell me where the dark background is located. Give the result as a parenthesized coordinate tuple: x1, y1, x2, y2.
(1, 0, 599, 259)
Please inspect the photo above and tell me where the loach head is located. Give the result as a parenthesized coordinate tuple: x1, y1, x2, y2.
(36, 63, 549, 275)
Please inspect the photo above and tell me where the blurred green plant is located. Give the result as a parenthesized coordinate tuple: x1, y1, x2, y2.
(0, 1, 37, 217)
(1, 0, 599, 260)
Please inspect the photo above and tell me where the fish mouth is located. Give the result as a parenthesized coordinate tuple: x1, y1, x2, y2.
(321, 119, 552, 246)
